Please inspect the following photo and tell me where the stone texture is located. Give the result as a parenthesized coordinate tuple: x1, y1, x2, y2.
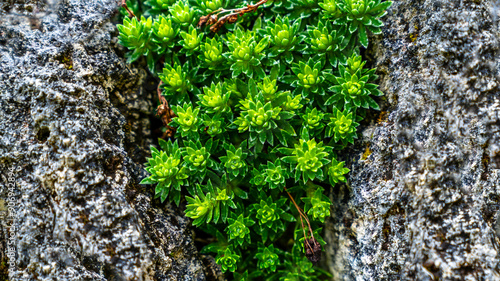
(0, 0, 210, 280)
(325, 0, 500, 280)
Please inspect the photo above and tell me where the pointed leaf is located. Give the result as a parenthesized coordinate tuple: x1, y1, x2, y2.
(281, 156, 297, 164)
(367, 97, 380, 110)
(140, 177, 156, 185)
(266, 129, 274, 146)
(213, 202, 221, 223)
(233, 187, 248, 199)
(358, 25, 368, 48)
(173, 190, 181, 206)
(369, 1, 392, 14)
(281, 212, 296, 222)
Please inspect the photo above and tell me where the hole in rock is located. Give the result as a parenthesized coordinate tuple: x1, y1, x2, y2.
(36, 126, 50, 143)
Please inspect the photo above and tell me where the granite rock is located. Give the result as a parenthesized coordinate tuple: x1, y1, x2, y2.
(0, 0, 211, 280)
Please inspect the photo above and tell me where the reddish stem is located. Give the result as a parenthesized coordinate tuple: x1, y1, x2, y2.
(121, 0, 137, 19)
(284, 186, 316, 253)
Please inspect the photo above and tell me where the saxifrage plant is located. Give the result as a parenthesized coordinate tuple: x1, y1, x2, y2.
(118, 0, 391, 279)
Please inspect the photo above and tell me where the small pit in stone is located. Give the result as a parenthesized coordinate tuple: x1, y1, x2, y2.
(54, 52, 73, 70)
(36, 126, 50, 143)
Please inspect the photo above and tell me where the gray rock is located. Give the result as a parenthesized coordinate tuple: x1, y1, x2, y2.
(325, 0, 500, 280)
(0, 0, 210, 280)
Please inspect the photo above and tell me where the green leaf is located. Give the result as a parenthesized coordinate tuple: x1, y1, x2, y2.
(221, 204, 228, 223)
(261, 226, 268, 242)
(147, 52, 156, 74)
(353, 97, 362, 107)
(370, 18, 384, 28)
(270, 64, 280, 80)
(367, 25, 383, 35)
(140, 177, 156, 184)
(349, 22, 358, 34)
(249, 79, 258, 96)
(370, 1, 392, 14)
(280, 111, 295, 120)
(358, 25, 368, 48)
(254, 67, 266, 79)
(233, 187, 248, 199)
(127, 49, 144, 63)
(174, 192, 181, 207)
(214, 202, 221, 223)
(161, 187, 169, 202)
(207, 170, 222, 186)
(367, 97, 380, 110)
(281, 156, 296, 164)
(266, 129, 274, 146)
(258, 131, 266, 144)
(300, 127, 309, 139)
(372, 88, 384, 96)
(281, 212, 296, 222)
(280, 121, 296, 136)
(284, 52, 294, 64)
(255, 36, 271, 53)
(276, 147, 294, 155)
(158, 139, 168, 151)
(255, 139, 264, 153)
(150, 145, 160, 154)
(193, 217, 204, 226)
(275, 130, 287, 146)
(254, 15, 263, 30)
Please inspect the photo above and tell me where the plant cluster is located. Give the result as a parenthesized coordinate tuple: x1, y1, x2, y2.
(118, 0, 391, 279)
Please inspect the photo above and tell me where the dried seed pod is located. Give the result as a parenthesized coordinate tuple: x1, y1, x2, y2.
(207, 15, 218, 25)
(304, 237, 321, 265)
(197, 15, 210, 27)
(227, 14, 238, 23)
(210, 18, 227, 32)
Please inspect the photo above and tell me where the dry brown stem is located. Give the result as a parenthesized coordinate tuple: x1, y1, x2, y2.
(197, 0, 269, 32)
(284, 186, 322, 264)
(121, 0, 137, 19)
(156, 81, 177, 138)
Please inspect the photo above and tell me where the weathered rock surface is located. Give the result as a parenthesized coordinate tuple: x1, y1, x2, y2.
(2, 0, 500, 280)
(325, 0, 500, 280)
(0, 0, 210, 280)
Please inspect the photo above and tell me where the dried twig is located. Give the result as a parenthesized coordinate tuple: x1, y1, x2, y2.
(197, 0, 269, 32)
(121, 0, 137, 19)
(156, 81, 177, 138)
(284, 186, 322, 264)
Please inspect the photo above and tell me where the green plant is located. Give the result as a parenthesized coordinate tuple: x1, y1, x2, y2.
(121, 0, 392, 279)
(304, 20, 348, 67)
(141, 139, 189, 205)
(185, 181, 236, 226)
(280, 132, 332, 184)
(255, 244, 282, 273)
(259, 15, 302, 63)
(117, 16, 153, 63)
(227, 213, 255, 246)
(326, 54, 383, 111)
(217, 245, 241, 272)
(336, 0, 391, 47)
(326, 107, 359, 145)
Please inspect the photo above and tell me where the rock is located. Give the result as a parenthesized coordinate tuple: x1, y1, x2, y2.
(325, 0, 500, 280)
(0, 0, 210, 280)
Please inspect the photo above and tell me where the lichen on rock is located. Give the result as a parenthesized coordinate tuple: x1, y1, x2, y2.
(0, 0, 210, 280)
(324, 1, 500, 280)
